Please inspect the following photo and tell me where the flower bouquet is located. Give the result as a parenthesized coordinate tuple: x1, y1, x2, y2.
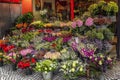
(34, 59, 58, 80)
(60, 59, 86, 80)
(89, 54, 113, 79)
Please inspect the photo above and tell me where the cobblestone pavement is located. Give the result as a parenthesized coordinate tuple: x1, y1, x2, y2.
(0, 62, 120, 80)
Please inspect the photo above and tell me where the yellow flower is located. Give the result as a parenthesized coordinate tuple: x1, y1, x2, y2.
(107, 57, 112, 60)
(95, 58, 97, 61)
(99, 61, 102, 65)
(100, 54, 104, 58)
(72, 63, 76, 67)
(45, 71, 48, 74)
(0, 53, 3, 56)
(79, 67, 83, 72)
(71, 68, 75, 72)
(49, 67, 52, 70)
(45, 67, 47, 70)
(62, 65, 66, 69)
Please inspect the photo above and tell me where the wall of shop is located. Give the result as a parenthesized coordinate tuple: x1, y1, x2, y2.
(22, 0, 32, 14)
(0, 3, 21, 38)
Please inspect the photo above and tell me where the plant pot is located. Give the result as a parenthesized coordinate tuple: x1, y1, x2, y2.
(42, 72, 53, 80)
(12, 63, 17, 71)
(25, 68, 33, 75)
(0, 60, 3, 67)
(95, 25, 107, 29)
(109, 16, 116, 22)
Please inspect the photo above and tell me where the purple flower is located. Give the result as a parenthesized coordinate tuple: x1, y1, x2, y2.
(81, 48, 94, 57)
(71, 41, 77, 50)
(76, 20, 83, 27)
(63, 37, 72, 43)
(71, 22, 77, 28)
(85, 17, 93, 26)
(43, 36, 56, 42)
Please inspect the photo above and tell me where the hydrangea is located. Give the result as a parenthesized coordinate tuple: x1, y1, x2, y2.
(20, 49, 33, 56)
(71, 22, 77, 28)
(85, 17, 93, 26)
(76, 20, 83, 27)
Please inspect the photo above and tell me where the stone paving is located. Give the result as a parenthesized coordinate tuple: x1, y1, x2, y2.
(0, 62, 120, 80)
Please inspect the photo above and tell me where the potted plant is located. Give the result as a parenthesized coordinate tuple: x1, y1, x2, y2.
(89, 53, 113, 79)
(17, 57, 36, 75)
(34, 59, 58, 80)
(7, 51, 22, 71)
(60, 59, 86, 80)
(88, 1, 118, 22)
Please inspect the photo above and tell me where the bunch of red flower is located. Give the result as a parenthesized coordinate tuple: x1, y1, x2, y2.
(0, 44, 15, 53)
(38, 29, 53, 33)
(17, 58, 36, 69)
(21, 27, 35, 33)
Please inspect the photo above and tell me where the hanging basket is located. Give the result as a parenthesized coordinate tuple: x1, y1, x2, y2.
(42, 72, 53, 80)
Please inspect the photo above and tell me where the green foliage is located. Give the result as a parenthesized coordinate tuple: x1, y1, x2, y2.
(60, 47, 77, 60)
(88, 1, 118, 16)
(85, 29, 104, 40)
(15, 12, 33, 24)
(30, 21, 44, 28)
(20, 32, 35, 41)
(85, 28, 113, 41)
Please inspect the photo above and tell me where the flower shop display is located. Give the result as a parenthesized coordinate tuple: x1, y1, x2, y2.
(0, 1, 117, 79)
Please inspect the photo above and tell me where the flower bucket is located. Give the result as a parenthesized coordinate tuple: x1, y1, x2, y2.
(12, 63, 17, 71)
(25, 68, 33, 75)
(94, 73, 105, 80)
(109, 16, 116, 22)
(0, 59, 3, 67)
(42, 72, 53, 80)
(95, 25, 107, 29)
